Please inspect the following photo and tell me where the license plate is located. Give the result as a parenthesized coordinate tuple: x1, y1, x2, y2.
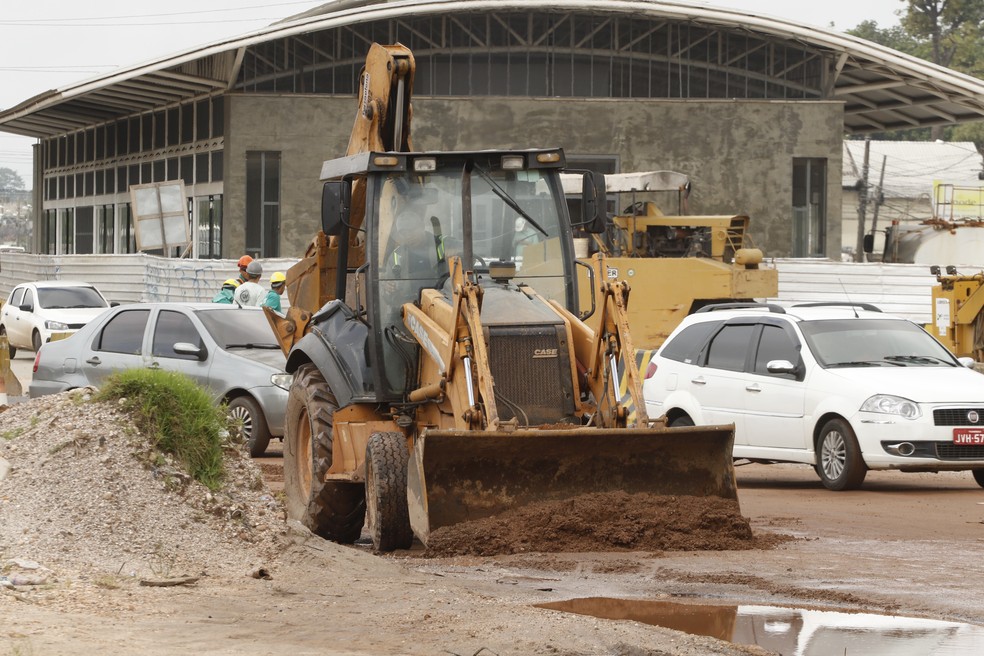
(953, 428, 984, 445)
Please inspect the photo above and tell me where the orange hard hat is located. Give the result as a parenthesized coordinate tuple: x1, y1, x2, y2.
(238, 255, 253, 268)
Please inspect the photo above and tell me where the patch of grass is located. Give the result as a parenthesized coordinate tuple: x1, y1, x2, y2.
(1, 427, 26, 440)
(94, 368, 226, 490)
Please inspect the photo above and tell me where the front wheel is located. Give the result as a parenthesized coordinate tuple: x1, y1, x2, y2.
(283, 363, 365, 543)
(228, 395, 271, 457)
(365, 432, 413, 552)
(669, 414, 695, 428)
(32, 330, 43, 353)
(972, 469, 984, 488)
(816, 418, 867, 491)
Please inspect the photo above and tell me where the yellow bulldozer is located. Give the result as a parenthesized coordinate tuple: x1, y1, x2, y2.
(265, 43, 737, 552)
(925, 266, 984, 363)
(565, 170, 779, 350)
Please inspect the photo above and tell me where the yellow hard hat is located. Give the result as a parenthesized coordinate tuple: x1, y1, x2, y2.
(270, 271, 287, 285)
(222, 278, 239, 289)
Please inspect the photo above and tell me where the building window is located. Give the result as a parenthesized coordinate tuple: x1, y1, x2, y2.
(97, 204, 115, 254)
(245, 151, 280, 258)
(76, 206, 94, 254)
(45, 210, 57, 254)
(196, 195, 223, 258)
(60, 208, 75, 254)
(118, 204, 136, 254)
(792, 158, 827, 258)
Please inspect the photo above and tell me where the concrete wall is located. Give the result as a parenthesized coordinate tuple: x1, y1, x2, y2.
(227, 95, 844, 260)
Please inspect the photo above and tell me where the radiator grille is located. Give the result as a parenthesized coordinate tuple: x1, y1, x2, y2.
(487, 325, 576, 426)
(936, 443, 984, 460)
(933, 408, 984, 426)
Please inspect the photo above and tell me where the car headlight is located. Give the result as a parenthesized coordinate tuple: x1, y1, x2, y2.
(860, 394, 921, 420)
(271, 373, 293, 390)
(45, 320, 70, 331)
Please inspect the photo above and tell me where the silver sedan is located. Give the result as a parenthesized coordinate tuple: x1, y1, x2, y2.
(29, 303, 290, 457)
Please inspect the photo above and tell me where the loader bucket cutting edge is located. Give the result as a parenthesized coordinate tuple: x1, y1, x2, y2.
(406, 424, 737, 547)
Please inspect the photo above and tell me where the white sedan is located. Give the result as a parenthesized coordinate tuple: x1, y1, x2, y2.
(1, 281, 113, 356)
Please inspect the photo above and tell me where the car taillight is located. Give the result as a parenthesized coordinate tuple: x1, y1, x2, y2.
(32, 348, 41, 373)
(645, 360, 658, 379)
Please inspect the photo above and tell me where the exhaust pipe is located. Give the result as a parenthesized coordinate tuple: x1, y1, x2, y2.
(886, 442, 916, 456)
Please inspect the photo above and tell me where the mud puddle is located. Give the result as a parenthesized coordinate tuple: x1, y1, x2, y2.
(537, 597, 984, 654)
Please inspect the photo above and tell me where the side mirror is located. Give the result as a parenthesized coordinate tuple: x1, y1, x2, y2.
(958, 356, 976, 369)
(18, 303, 33, 313)
(580, 172, 608, 234)
(173, 342, 206, 361)
(321, 180, 351, 236)
(766, 359, 796, 375)
(862, 234, 874, 254)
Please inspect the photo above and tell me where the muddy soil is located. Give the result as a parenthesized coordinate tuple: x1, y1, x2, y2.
(5, 405, 984, 655)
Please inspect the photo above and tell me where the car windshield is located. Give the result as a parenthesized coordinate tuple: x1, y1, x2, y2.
(195, 309, 280, 349)
(36, 286, 107, 309)
(799, 318, 959, 368)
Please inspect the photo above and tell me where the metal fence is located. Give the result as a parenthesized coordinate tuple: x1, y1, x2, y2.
(0, 253, 955, 324)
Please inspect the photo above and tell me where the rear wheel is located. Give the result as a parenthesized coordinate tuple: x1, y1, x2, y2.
(365, 431, 413, 552)
(816, 418, 867, 491)
(32, 330, 42, 353)
(972, 469, 984, 488)
(283, 363, 365, 543)
(669, 414, 695, 427)
(228, 395, 271, 457)
(0, 326, 14, 359)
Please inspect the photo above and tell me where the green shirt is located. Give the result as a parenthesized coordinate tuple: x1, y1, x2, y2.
(262, 290, 282, 313)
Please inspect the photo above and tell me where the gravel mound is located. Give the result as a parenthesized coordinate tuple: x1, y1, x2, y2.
(0, 390, 287, 589)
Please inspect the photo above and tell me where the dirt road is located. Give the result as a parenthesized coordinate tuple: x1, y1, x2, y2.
(6, 434, 984, 655)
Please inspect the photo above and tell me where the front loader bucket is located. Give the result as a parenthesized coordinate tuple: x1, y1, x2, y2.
(406, 424, 736, 546)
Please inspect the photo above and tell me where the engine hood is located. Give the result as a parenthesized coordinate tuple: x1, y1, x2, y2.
(824, 365, 984, 404)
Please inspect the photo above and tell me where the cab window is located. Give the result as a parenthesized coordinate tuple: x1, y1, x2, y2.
(704, 324, 755, 372)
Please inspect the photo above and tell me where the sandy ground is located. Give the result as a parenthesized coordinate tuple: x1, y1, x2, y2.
(4, 383, 984, 655)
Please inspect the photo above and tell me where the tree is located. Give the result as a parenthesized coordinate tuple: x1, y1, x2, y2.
(0, 167, 25, 193)
(901, 0, 984, 138)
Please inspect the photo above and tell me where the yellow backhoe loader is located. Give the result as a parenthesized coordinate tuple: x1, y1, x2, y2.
(265, 43, 737, 552)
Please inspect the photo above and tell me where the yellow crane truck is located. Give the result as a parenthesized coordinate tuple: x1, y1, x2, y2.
(265, 43, 737, 552)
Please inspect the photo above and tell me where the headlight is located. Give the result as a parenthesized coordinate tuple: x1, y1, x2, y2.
(271, 373, 293, 390)
(860, 394, 921, 419)
(45, 320, 69, 331)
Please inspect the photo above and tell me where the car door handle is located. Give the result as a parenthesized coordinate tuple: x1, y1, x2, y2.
(149, 362, 161, 369)
(691, 376, 706, 385)
(746, 383, 762, 392)
(85, 356, 101, 365)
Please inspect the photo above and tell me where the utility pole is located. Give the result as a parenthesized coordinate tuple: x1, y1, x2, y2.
(868, 155, 887, 260)
(855, 137, 870, 263)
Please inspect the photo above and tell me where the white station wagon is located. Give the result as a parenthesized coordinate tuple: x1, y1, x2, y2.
(642, 302, 984, 490)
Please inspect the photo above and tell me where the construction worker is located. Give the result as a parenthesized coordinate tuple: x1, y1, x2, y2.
(262, 271, 287, 314)
(389, 209, 446, 278)
(236, 255, 254, 285)
(212, 279, 240, 304)
(234, 260, 266, 307)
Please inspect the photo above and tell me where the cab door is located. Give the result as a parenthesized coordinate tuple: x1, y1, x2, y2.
(740, 322, 808, 449)
(694, 322, 757, 437)
(78, 308, 152, 387)
(148, 309, 212, 394)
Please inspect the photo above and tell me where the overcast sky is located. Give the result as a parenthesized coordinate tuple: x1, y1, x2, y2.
(0, 0, 906, 188)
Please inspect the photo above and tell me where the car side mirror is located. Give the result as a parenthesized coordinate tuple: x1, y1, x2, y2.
(173, 342, 206, 361)
(110, 301, 120, 307)
(18, 303, 33, 313)
(958, 356, 976, 369)
(766, 359, 796, 375)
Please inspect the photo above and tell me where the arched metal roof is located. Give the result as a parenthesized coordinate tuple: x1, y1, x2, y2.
(2, 0, 983, 138)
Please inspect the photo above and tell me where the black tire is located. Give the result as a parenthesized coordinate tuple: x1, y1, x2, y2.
(32, 330, 42, 353)
(972, 469, 984, 488)
(669, 414, 695, 427)
(0, 326, 14, 359)
(365, 431, 413, 552)
(228, 395, 271, 457)
(283, 363, 365, 543)
(815, 417, 867, 491)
